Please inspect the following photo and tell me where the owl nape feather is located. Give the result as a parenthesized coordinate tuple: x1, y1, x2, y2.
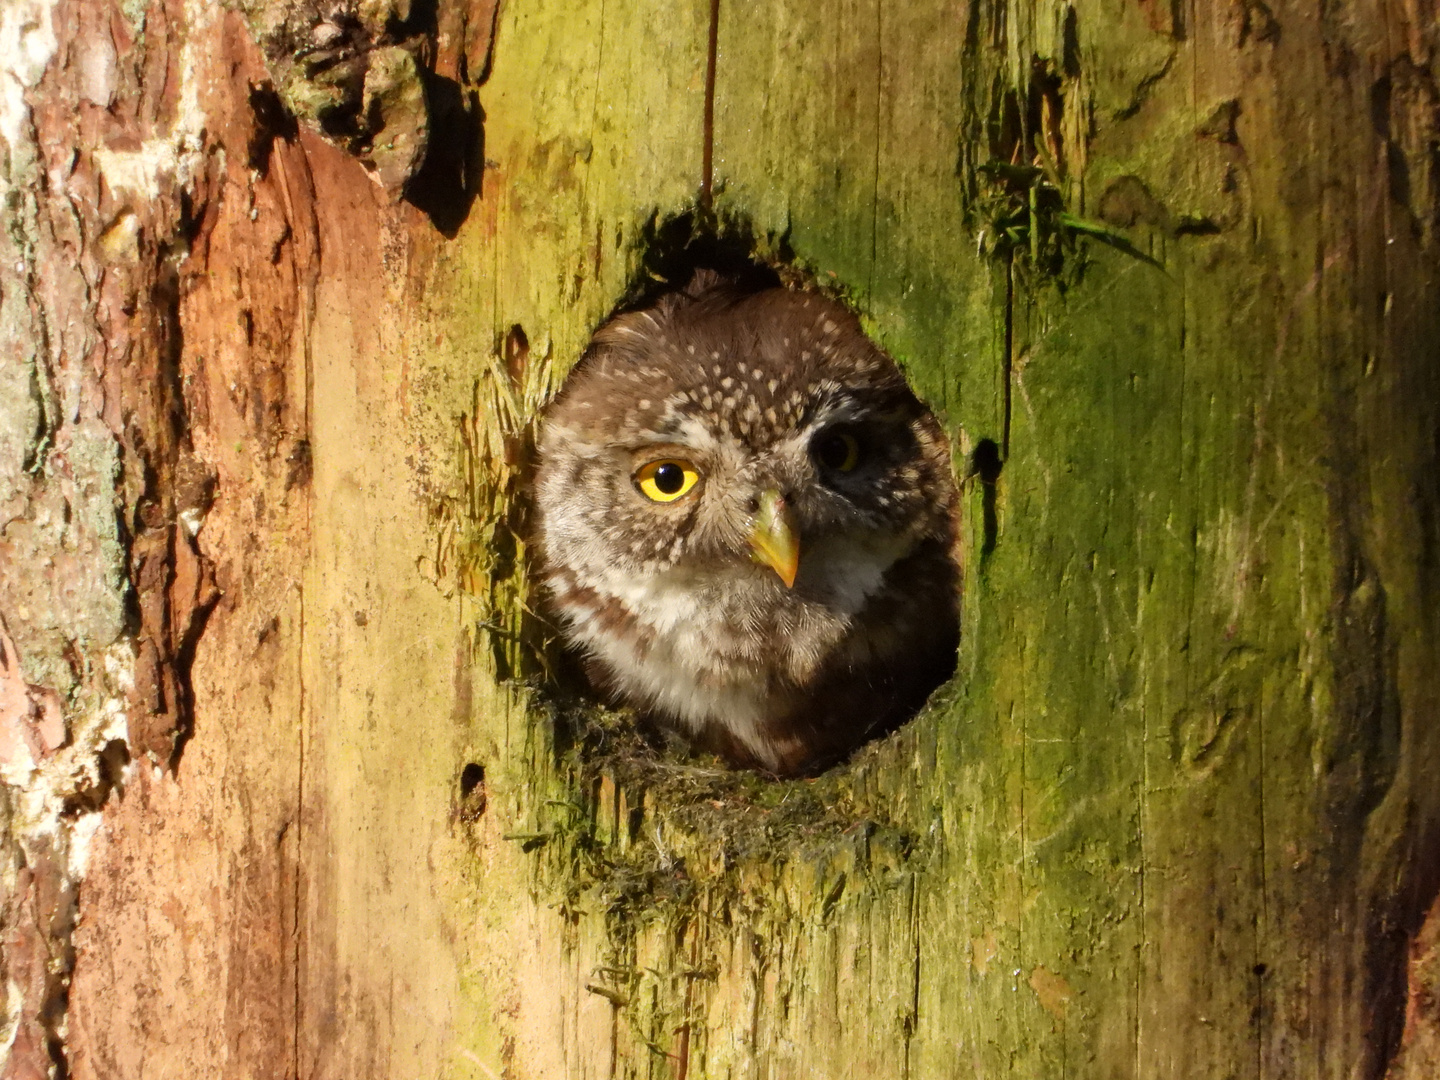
(534, 277, 960, 777)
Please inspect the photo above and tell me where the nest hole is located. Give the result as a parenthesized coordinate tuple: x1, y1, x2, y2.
(526, 209, 961, 787)
(457, 762, 487, 821)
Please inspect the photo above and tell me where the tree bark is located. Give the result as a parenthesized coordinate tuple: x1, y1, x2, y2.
(2, 1, 1438, 1078)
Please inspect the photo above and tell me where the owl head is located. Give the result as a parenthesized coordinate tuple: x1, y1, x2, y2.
(535, 275, 958, 775)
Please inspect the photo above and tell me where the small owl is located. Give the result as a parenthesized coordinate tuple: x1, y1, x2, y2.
(534, 274, 959, 776)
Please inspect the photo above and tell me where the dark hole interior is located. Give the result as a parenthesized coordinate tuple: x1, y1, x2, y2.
(458, 762, 487, 820)
(460, 762, 485, 796)
(972, 437, 1003, 557)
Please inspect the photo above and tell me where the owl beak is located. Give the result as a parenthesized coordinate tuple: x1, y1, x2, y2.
(749, 488, 800, 588)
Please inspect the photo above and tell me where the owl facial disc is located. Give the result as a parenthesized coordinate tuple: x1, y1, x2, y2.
(534, 273, 960, 776)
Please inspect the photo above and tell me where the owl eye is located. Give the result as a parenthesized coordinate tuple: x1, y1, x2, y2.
(813, 430, 862, 473)
(634, 459, 701, 502)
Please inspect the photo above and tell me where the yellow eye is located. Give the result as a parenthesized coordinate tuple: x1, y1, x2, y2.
(814, 431, 861, 472)
(634, 459, 701, 502)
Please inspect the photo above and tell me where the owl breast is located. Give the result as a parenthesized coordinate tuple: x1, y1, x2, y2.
(535, 277, 959, 776)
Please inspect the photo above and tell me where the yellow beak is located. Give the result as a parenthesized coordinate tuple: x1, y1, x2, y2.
(749, 488, 800, 588)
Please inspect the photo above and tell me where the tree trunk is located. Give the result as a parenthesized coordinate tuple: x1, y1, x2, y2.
(2, 0, 1438, 1078)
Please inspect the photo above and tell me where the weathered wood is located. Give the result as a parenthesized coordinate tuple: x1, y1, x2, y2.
(3, 0, 1438, 1078)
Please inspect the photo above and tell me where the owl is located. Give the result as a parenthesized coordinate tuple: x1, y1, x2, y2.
(534, 274, 959, 776)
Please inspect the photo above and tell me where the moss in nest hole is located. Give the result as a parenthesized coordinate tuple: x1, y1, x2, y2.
(503, 694, 924, 932)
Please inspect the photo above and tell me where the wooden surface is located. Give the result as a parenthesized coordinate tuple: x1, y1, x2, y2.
(4, 0, 1437, 1077)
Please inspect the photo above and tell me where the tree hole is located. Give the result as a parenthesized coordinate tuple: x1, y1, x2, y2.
(534, 211, 960, 779)
(458, 762, 486, 821)
(971, 438, 1003, 556)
